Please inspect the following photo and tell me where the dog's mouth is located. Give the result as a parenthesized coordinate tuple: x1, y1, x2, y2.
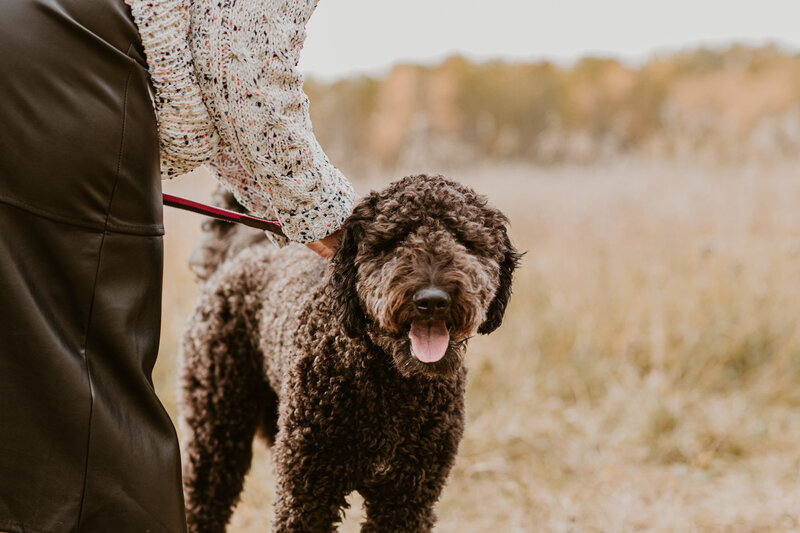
(408, 320, 450, 363)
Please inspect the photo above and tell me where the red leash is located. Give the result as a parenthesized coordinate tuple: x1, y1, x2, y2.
(163, 193, 285, 237)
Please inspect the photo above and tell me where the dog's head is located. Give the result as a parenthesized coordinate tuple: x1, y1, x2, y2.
(330, 175, 520, 378)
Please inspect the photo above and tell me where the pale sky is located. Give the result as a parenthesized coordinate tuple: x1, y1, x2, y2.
(300, 0, 800, 80)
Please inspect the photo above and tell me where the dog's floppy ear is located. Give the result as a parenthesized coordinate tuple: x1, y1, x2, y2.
(478, 227, 521, 335)
(330, 199, 373, 338)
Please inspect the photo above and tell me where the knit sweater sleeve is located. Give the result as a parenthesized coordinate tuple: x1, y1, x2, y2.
(125, 0, 222, 178)
(205, 144, 289, 246)
(191, 0, 355, 243)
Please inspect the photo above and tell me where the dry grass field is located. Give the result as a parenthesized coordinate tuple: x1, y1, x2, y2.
(157, 159, 800, 532)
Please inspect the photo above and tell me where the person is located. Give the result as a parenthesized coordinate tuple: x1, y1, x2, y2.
(0, 0, 354, 531)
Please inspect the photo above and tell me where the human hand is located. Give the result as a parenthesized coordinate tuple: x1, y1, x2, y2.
(306, 229, 343, 261)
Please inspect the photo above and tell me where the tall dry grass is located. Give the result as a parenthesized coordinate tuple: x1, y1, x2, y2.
(157, 159, 800, 532)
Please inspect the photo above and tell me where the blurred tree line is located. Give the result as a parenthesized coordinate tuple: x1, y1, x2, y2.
(304, 45, 800, 170)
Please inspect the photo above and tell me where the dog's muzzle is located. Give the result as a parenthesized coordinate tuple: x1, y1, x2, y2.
(408, 286, 453, 363)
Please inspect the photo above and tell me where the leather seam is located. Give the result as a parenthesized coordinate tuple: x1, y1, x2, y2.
(75, 60, 135, 531)
(0, 193, 105, 231)
(0, 196, 165, 236)
(0, 519, 51, 533)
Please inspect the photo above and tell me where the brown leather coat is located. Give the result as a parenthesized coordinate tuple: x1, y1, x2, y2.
(0, 0, 186, 531)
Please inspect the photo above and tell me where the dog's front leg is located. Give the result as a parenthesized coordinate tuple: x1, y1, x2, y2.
(269, 431, 350, 532)
(358, 417, 463, 533)
(358, 472, 442, 533)
(269, 374, 354, 533)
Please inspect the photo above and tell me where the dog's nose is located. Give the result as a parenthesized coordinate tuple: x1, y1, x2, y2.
(413, 287, 451, 314)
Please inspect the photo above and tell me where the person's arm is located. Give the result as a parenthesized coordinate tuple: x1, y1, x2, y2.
(192, 0, 355, 244)
(207, 145, 343, 259)
(206, 144, 289, 246)
(125, 0, 222, 178)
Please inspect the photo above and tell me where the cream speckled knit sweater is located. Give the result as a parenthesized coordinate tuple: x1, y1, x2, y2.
(126, 0, 354, 243)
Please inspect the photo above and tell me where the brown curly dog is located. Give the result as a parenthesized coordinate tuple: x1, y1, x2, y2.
(180, 174, 520, 532)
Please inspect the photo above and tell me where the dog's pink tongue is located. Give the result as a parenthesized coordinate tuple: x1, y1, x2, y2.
(409, 321, 450, 363)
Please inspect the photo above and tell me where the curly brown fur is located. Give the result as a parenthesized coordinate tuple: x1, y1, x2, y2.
(180, 175, 520, 532)
(188, 187, 268, 281)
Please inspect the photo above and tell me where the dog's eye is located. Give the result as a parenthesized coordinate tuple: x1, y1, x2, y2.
(376, 241, 395, 253)
(452, 231, 478, 251)
(376, 234, 404, 253)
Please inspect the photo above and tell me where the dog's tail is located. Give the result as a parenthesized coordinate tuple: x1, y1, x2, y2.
(188, 186, 268, 281)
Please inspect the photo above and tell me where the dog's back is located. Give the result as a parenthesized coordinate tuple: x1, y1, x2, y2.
(186, 230, 326, 386)
(184, 186, 328, 388)
(187, 187, 270, 282)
